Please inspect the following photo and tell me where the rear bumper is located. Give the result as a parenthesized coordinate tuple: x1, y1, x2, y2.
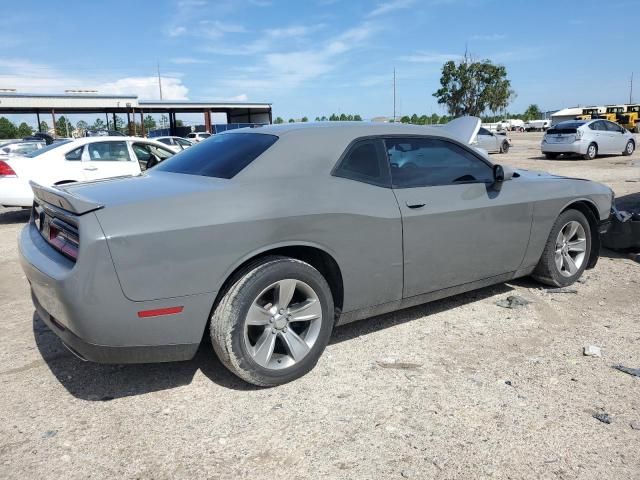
(19, 217, 213, 364)
(541, 141, 586, 154)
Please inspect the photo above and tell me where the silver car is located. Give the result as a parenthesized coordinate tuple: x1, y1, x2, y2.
(476, 127, 511, 154)
(542, 119, 636, 160)
(154, 136, 194, 153)
(19, 119, 613, 386)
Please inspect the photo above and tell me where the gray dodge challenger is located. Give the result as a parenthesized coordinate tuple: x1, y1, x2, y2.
(19, 118, 613, 386)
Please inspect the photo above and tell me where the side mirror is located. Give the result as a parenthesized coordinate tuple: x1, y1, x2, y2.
(493, 164, 505, 183)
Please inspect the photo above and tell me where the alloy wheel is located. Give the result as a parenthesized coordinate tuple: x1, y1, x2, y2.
(554, 221, 587, 277)
(244, 279, 323, 369)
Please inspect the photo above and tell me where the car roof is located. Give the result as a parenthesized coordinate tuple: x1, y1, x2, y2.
(226, 121, 463, 141)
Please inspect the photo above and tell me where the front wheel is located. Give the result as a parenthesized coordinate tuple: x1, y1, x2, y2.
(500, 141, 510, 154)
(622, 140, 635, 156)
(532, 209, 591, 287)
(210, 256, 334, 386)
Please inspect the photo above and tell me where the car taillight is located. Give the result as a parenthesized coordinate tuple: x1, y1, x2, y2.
(47, 220, 79, 260)
(0, 160, 17, 177)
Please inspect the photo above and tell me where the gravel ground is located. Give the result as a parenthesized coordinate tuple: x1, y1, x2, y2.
(1, 132, 639, 479)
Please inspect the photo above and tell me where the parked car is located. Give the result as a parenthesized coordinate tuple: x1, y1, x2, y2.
(155, 136, 194, 153)
(541, 119, 635, 160)
(0, 136, 174, 208)
(476, 127, 511, 153)
(186, 132, 211, 143)
(19, 119, 613, 386)
(0, 140, 45, 157)
(525, 119, 551, 132)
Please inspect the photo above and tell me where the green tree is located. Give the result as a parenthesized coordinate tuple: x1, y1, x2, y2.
(0, 117, 18, 139)
(274, 117, 284, 124)
(301, 116, 309, 122)
(353, 114, 362, 121)
(433, 53, 514, 117)
(329, 114, 337, 121)
(143, 115, 157, 131)
(400, 115, 411, 124)
(410, 113, 419, 124)
(430, 113, 440, 125)
(39, 120, 49, 133)
(418, 115, 428, 125)
(288, 118, 295, 123)
(76, 120, 89, 134)
(523, 104, 542, 121)
(17, 122, 33, 137)
(339, 113, 347, 121)
(92, 118, 106, 130)
(56, 116, 74, 137)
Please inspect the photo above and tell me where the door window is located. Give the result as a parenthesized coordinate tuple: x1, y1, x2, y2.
(176, 138, 192, 147)
(87, 141, 131, 161)
(604, 121, 623, 133)
(333, 139, 390, 187)
(478, 127, 491, 136)
(385, 137, 493, 188)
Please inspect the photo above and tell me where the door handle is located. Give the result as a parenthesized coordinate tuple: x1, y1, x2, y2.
(84, 166, 98, 171)
(406, 201, 426, 209)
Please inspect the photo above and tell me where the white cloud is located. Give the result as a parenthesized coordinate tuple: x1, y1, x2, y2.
(0, 58, 189, 100)
(265, 24, 324, 39)
(170, 57, 209, 64)
(167, 26, 187, 37)
(224, 93, 249, 101)
(470, 33, 506, 41)
(368, 0, 415, 17)
(400, 52, 461, 63)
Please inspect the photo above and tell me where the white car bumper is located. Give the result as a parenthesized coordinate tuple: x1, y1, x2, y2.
(541, 140, 587, 155)
(0, 177, 34, 207)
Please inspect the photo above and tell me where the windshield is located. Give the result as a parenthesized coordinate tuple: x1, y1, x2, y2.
(25, 140, 72, 157)
(154, 133, 278, 179)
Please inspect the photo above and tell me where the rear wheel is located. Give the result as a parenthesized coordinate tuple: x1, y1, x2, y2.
(583, 143, 597, 160)
(544, 153, 559, 159)
(532, 209, 591, 287)
(622, 140, 635, 156)
(210, 256, 334, 386)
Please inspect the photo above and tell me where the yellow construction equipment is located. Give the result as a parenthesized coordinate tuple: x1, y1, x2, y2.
(617, 105, 640, 133)
(576, 107, 605, 120)
(598, 105, 625, 122)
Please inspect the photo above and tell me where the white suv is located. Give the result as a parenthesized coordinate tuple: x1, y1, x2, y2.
(0, 137, 174, 208)
(542, 119, 635, 160)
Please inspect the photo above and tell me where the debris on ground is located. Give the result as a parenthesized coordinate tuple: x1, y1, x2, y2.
(583, 345, 602, 358)
(602, 207, 640, 250)
(545, 287, 578, 294)
(593, 412, 612, 424)
(631, 422, 640, 431)
(376, 358, 422, 370)
(496, 295, 531, 309)
(613, 365, 640, 377)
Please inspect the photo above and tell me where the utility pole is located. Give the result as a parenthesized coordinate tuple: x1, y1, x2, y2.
(630, 72, 634, 104)
(157, 62, 163, 101)
(393, 68, 396, 122)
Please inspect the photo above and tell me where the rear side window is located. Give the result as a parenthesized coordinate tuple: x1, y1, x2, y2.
(333, 139, 390, 187)
(87, 141, 131, 162)
(65, 147, 83, 161)
(154, 133, 277, 179)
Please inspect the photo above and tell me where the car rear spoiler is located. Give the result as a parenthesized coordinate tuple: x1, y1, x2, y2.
(30, 181, 104, 215)
(438, 116, 482, 145)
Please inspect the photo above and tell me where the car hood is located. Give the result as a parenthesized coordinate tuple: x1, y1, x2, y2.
(60, 171, 230, 209)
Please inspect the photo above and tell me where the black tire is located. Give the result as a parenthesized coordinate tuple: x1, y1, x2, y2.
(500, 141, 510, 154)
(532, 209, 592, 287)
(544, 153, 559, 159)
(583, 143, 597, 160)
(210, 256, 334, 387)
(622, 140, 635, 156)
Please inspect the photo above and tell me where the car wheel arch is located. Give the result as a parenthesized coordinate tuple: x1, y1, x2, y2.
(209, 242, 345, 325)
(560, 200, 601, 269)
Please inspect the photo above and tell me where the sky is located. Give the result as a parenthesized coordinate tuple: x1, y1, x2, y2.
(0, 0, 639, 125)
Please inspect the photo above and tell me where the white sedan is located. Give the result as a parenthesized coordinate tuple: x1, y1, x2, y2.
(476, 127, 511, 153)
(154, 136, 194, 152)
(0, 136, 174, 208)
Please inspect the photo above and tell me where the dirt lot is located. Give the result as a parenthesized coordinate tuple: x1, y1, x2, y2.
(1, 132, 639, 479)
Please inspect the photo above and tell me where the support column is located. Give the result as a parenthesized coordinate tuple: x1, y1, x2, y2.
(105, 112, 109, 129)
(268, 108, 273, 125)
(112, 112, 117, 132)
(36, 112, 41, 132)
(140, 110, 145, 137)
(51, 110, 57, 137)
(247, 109, 252, 124)
(204, 110, 212, 133)
(126, 111, 131, 135)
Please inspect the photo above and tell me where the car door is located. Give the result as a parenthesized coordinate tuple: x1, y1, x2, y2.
(476, 128, 498, 153)
(590, 121, 615, 153)
(82, 140, 140, 180)
(604, 121, 626, 153)
(386, 136, 533, 298)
